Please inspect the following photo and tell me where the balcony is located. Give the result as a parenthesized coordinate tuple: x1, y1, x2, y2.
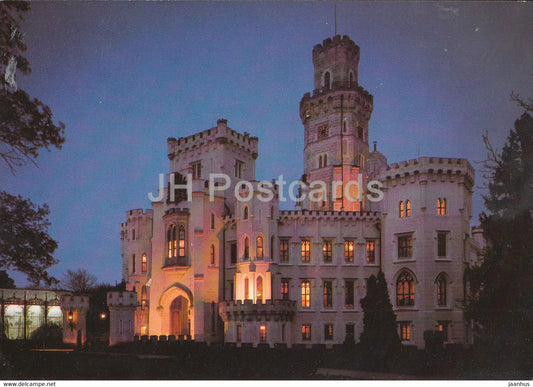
(163, 256, 189, 269)
(219, 299, 297, 323)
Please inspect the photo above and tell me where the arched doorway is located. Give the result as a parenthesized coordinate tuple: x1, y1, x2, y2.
(170, 296, 189, 337)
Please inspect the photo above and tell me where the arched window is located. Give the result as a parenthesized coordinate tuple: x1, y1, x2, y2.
(211, 213, 215, 229)
(256, 276, 263, 302)
(141, 253, 147, 273)
(349, 71, 354, 87)
(244, 277, 250, 300)
(324, 71, 331, 89)
(210, 244, 215, 265)
(141, 285, 147, 309)
(167, 225, 176, 258)
(406, 200, 411, 217)
(399, 201, 405, 218)
(178, 225, 185, 257)
(438, 198, 447, 215)
(256, 235, 264, 259)
(301, 280, 311, 308)
(243, 206, 249, 219)
(436, 274, 447, 306)
(318, 155, 322, 169)
(397, 271, 415, 307)
(132, 254, 136, 273)
(244, 236, 249, 260)
(323, 154, 327, 166)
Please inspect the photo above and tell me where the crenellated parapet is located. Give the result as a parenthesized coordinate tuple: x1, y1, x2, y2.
(107, 291, 138, 308)
(167, 119, 258, 161)
(219, 299, 296, 323)
(300, 88, 373, 122)
(278, 209, 380, 223)
(312, 35, 360, 57)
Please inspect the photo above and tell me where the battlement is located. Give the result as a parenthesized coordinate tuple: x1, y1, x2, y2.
(120, 209, 153, 228)
(60, 295, 89, 310)
(279, 209, 380, 222)
(300, 87, 373, 115)
(219, 299, 297, 323)
(380, 157, 475, 186)
(107, 291, 138, 308)
(167, 119, 258, 160)
(313, 35, 359, 57)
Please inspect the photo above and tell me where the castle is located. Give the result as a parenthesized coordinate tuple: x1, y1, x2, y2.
(119, 35, 483, 348)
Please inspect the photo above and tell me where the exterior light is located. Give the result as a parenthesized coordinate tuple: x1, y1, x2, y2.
(68, 310, 73, 321)
(100, 313, 107, 320)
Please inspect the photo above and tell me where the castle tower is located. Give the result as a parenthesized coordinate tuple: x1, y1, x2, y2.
(300, 35, 373, 211)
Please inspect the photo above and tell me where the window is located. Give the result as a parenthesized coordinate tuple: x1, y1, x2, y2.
(344, 240, 354, 263)
(132, 229, 135, 240)
(397, 271, 415, 307)
(344, 280, 355, 308)
(323, 240, 332, 263)
(399, 201, 405, 218)
(229, 280, 234, 301)
(259, 325, 267, 343)
(437, 198, 447, 215)
(280, 239, 289, 263)
(437, 232, 447, 257)
(244, 236, 249, 260)
(244, 278, 250, 300)
(243, 206, 249, 219)
(301, 240, 311, 263)
(406, 200, 411, 217)
(318, 123, 329, 140)
(399, 322, 411, 341)
(236, 325, 242, 342)
(209, 244, 215, 265)
(235, 160, 243, 178)
(191, 161, 202, 179)
(270, 236, 274, 260)
(141, 285, 147, 310)
(343, 120, 347, 133)
(318, 155, 322, 169)
(324, 324, 334, 340)
(132, 254, 136, 273)
(366, 240, 375, 264)
(324, 71, 331, 89)
(323, 154, 327, 166)
(397, 234, 413, 259)
(167, 225, 177, 258)
(256, 276, 263, 302)
(301, 280, 311, 308)
(349, 71, 354, 87)
(230, 242, 237, 265)
(141, 253, 147, 273)
(301, 324, 311, 341)
(436, 274, 447, 306)
(178, 226, 185, 257)
(256, 235, 264, 259)
(211, 213, 215, 229)
(323, 280, 333, 308)
(281, 279, 290, 301)
(437, 321, 449, 341)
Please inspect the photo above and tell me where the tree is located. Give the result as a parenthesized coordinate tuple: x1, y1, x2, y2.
(0, 270, 15, 288)
(359, 271, 401, 360)
(61, 269, 97, 294)
(0, 2, 65, 286)
(466, 100, 533, 374)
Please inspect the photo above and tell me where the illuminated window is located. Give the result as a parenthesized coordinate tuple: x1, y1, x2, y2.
(211, 213, 215, 229)
(366, 240, 375, 264)
(323, 240, 332, 263)
(167, 225, 176, 258)
(279, 239, 289, 263)
(132, 254, 136, 273)
(399, 201, 405, 218)
(398, 234, 413, 259)
(437, 232, 447, 257)
(256, 276, 263, 302)
(399, 322, 411, 341)
(259, 325, 267, 343)
(397, 271, 415, 307)
(244, 236, 249, 260)
(324, 71, 331, 89)
(323, 280, 333, 308)
(437, 321, 449, 341)
(301, 280, 310, 308)
(141, 285, 147, 310)
(301, 240, 311, 263)
(243, 206, 249, 219)
(406, 200, 411, 217)
(437, 198, 447, 215)
(344, 240, 354, 263)
(191, 161, 202, 179)
(141, 253, 147, 273)
(301, 324, 311, 341)
(235, 160, 243, 178)
(209, 244, 215, 265)
(436, 274, 447, 306)
(244, 278, 250, 300)
(256, 235, 264, 259)
(345, 280, 354, 308)
(324, 324, 334, 340)
(236, 325, 242, 342)
(281, 279, 289, 301)
(178, 226, 185, 257)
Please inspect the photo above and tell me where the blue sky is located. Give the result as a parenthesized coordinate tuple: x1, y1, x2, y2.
(2, 1, 532, 286)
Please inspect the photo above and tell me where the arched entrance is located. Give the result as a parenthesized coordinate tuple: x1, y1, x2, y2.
(169, 296, 189, 337)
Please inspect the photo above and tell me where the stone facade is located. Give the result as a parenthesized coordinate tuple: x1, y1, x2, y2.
(118, 35, 481, 348)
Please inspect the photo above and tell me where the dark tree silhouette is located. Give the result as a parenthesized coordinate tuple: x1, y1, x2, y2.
(61, 269, 97, 294)
(0, 270, 15, 288)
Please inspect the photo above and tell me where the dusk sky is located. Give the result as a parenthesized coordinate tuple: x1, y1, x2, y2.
(2, 1, 532, 287)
